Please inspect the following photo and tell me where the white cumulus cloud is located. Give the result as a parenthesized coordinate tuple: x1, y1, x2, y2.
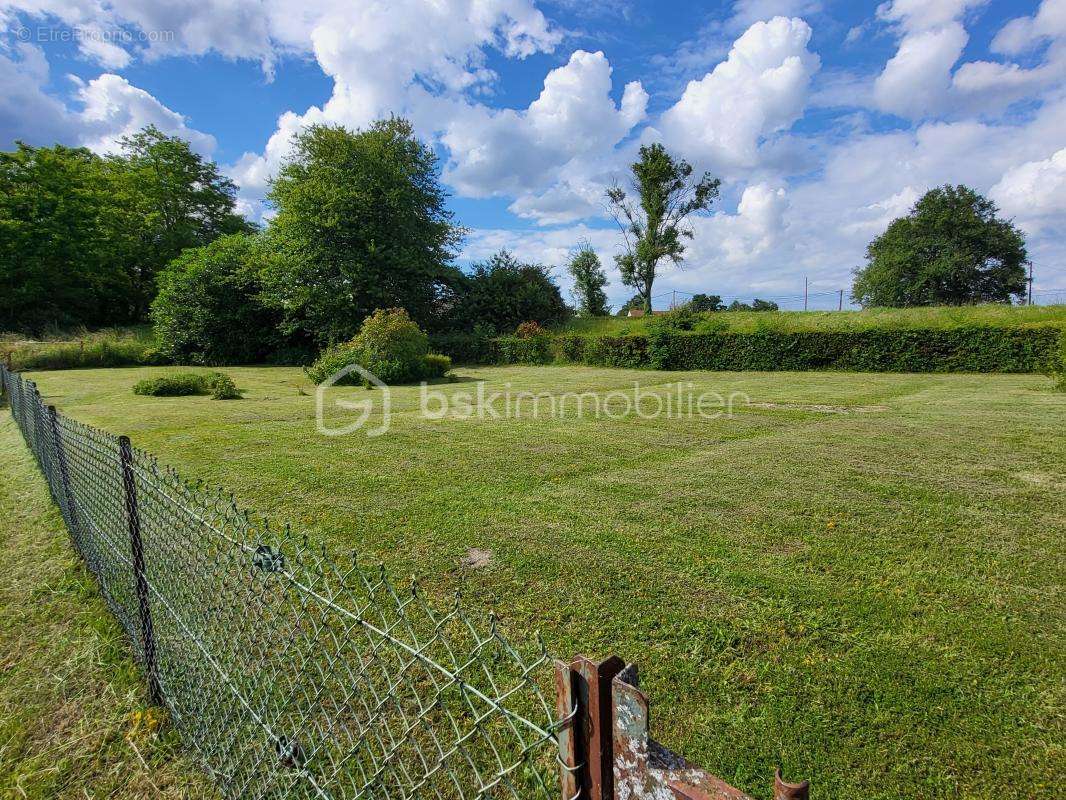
(658, 16, 820, 174)
(991, 148, 1066, 235)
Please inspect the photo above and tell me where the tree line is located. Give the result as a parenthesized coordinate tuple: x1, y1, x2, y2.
(1, 117, 1031, 355)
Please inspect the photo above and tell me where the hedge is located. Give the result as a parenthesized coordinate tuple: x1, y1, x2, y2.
(491, 326, 1061, 374)
(429, 333, 498, 365)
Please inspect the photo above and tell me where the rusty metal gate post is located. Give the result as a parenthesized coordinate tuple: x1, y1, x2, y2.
(119, 434, 162, 705)
(558, 654, 809, 800)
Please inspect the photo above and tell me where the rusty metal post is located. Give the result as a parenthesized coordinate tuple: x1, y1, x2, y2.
(561, 655, 624, 800)
(119, 434, 162, 705)
(555, 661, 580, 800)
(774, 769, 810, 800)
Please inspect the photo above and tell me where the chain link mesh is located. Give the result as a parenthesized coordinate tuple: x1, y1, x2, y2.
(1, 365, 574, 800)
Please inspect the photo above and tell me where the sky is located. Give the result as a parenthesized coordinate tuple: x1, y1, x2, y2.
(1, 0, 1065, 311)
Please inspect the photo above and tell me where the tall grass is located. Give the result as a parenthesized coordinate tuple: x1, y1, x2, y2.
(559, 304, 1066, 336)
(0, 326, 164, 371)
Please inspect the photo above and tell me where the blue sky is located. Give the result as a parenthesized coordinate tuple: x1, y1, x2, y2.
(2, 0, 1065, 310)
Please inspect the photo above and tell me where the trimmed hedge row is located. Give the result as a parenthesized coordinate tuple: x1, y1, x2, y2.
(488, 326, 1062, 374)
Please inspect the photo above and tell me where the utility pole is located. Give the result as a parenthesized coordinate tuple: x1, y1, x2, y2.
(838, 289, 844, 311)
(1027, 262, 1033, 306)
(804, 277, 808, 311)
(671, 289, 676, 310)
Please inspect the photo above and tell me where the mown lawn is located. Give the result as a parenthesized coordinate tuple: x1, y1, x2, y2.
(18, 364, 1066, 800)
(0, 414, 214, 799)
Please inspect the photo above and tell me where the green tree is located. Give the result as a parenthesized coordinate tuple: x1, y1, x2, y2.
(607, 143, 720, 314)
(852, 185, 1028, 307)
(265, 119, 462, 346)
(690, 293, 725, 312)
(567, 243, 610, 316)
(0, 143, 137, 331)
(151, 233, 290, 365)
(727, 298, 779, 312)
(115, 125, 252, 316)
(453, 250, 570, 333)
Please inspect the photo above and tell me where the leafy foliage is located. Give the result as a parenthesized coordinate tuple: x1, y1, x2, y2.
(1045, 329, 1066, 391)
(133, 371, 242, 399)
(852, 185, 1028, 308)
(0, 129, 249, 332)
(265, 120, 462, 346)
(689, 293, 725, 312)
(567, 244, 609, 316)
(728, 298, 779, 312)
(116, 126, 253, 316)
(305, 308, 450, 385)
(494, 325, 1060, 373)
(451, 250, 570, 334)
(0, 144, 137, 331)
(515, 321, 546, 338)
(152, 234, 291, 365)
(606, 143, 720, 313)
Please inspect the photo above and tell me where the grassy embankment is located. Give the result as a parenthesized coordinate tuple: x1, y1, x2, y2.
(557, 303, 1066, 335)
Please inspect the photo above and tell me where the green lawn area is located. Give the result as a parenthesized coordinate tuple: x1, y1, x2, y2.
(558, 302, 1066, 335)
(0, 414, 214, 799)
(17, 364, 1066, 800)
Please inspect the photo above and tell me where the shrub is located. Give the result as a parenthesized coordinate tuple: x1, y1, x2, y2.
(647, 327, 1060, 373)
(305, 308, 451, 385)
(494, 335, 552, 365)
(515, 321, 546, 339)
(152, 234, 288, 365)
(429, 330, 497, 364)
(133, 371, 242, 399)
(422, 353, 453, 379)
(493, 326, 1061, 373)
(1045, 329, 1066, 391)
(204, 372, 243, 399)
(133, 373, 206, 397)
(450, 251, 571, 334)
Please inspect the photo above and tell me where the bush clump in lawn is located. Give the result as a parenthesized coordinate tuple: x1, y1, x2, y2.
(305, 308, 451, 386)
(133, 371, 243, 399)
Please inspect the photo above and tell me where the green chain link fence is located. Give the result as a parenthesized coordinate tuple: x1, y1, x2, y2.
(1, 364, 576, 800)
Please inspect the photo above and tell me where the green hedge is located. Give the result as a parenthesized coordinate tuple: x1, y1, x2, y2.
(429, 333, 498, 364)
(492, 326, 1061, 374)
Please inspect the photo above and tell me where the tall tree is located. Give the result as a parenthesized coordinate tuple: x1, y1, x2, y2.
(0, 143, 137, 331)
(451, 250, 570, 333)
(115, 125, 252, 316)
(606, 143, 720, 313)
(265, 119, 462, 345)
(567, 242, 610, 316)
(852, 185, 1028, 307)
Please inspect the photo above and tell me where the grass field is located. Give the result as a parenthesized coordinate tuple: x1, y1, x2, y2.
(0, 415, 214, 799)
(14, 364, 1066, 799)
(559, 303, 1066, 336)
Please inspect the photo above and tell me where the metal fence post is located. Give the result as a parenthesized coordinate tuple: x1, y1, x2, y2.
(48, 406, 81, 550)
(119, 434, 162, 705)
